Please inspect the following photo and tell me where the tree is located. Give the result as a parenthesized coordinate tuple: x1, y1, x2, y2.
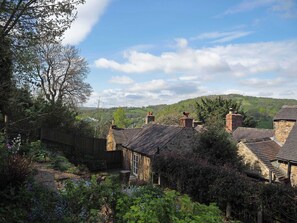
(113, 108, 130, 128)
(157, 113, 180, 125)
(0, 0, 84, 130)
(0, 0, 84, 42)
(31, 42, 92, 106)
(194, 121, 243, 168)
(195, 97, 257, 127)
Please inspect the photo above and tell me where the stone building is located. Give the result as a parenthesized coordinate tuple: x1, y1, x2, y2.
(275, 105, 297, 186)
(234, 105, 297, 185)
(121, 113, 199, 182)
(106, 125, 141, 151)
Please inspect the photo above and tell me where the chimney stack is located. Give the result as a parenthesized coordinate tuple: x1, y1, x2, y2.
(180, 112, 194, 127)
(145, 112, 155, 124)
(226, 108, 243, 132)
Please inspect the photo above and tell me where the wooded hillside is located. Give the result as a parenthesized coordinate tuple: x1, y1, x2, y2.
(80, 94, 297, 135)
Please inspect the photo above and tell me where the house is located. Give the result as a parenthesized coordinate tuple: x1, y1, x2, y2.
(274, 105, 297, 185)
(233, 105, 297, 185)
(106, 112, 155, 151)
(106, 125, 141, 151)
(121, 113, 199, 182)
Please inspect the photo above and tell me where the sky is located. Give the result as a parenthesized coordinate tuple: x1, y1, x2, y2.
(62, 0, 297, 108)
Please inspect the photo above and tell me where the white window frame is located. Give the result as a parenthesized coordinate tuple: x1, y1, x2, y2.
(132, 153, 139, 176)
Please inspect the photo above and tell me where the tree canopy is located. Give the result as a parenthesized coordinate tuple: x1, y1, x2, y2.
(113, 108, 130, 128)
(195, 96, 257, 127)
(29, 42, 92, 106)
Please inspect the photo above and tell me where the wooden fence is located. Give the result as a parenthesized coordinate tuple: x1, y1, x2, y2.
(40, 128, 122, 170)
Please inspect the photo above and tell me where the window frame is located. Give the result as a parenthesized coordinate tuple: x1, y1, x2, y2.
(132, 153, 139, 176)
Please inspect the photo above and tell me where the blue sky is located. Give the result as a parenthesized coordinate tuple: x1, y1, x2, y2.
(62, 0, 297, 108)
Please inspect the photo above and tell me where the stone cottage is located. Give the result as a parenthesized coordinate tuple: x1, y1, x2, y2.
(121, 113, 199, 182)
(233, 105, 297, 185)
(106, 125, 141, 151)
(274, 105, 297, 185)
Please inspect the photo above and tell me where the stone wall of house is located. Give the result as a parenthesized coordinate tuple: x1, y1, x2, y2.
(122, 148, 132, 170)
(106, 130, 115, 151)
(122, 148, 151, 182)
(274, 120, 295, 145)
(237, 142, 270, 179)
(279, 162, 297, 186)
(138, 155, 151, 182)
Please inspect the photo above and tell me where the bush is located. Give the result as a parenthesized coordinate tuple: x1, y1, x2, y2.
(116, 186, 224, 223)
(153, 152, 297, 222)
(51, 155, 72, 172)
(0, 175, 121, 222)
(22, 140, 49, 162)
(0, 134, 32, 190)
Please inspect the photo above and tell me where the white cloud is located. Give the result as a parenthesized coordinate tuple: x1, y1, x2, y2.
(223, 0, 297, 18)
(109, 76, 134, 85)
(241, 77, 285, 87)
(85, 78, 205, 107)
(88, 38, 297, 107)
(95, 49, 229, 75)
(62, 0, 111, 45)
(95, 39, 297, 79)
(193, 31, 252, 43)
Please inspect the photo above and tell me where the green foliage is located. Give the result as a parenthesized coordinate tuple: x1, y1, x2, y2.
(0, 134, 32, 190)
(51, 155, 72, 172)
(116, 186, 223, 223)
(0, 175, 121, 222)
(195, 96, 257, 127)
(195, 122, 242, 167)
(21, 140, 49, 162)
(80, 94, 297, 134)
(153, 152, 297, 222)
(113, 107, 131, 128)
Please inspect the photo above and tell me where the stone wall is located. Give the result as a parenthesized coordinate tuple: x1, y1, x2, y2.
(122, 148, 132, 170)
(237, 142, 270, 179)
(279, 162, 297, 186)
(274, 120, 295, 145)
(122, 148, 151, 182)
(106, 129, 115, 151)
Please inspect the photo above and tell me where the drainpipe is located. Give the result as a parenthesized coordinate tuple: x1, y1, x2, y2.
(288, 162, 292, 183)
(269, 170, 272, 183)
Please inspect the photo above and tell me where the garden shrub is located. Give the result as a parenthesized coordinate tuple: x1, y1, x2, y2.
(153, 152, 297, 222)
(25, 140, 49, 162)
(116, 186, 224, 223)
(0, 134, 32, 190)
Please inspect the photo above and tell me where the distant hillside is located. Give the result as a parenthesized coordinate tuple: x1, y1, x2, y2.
(80, 94, 297, 135)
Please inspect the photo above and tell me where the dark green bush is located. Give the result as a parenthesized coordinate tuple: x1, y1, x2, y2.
(0, 134, 32, 190)
(51, 155, 72, 171)
(116, 186, 224, 223)
(153, 152, 297, 222)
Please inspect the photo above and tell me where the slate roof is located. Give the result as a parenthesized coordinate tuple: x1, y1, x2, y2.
(243, 138, 286, 179)
(112, 128, 141, 145)
(233, 127, 274, 142)
(123, 124, 196, 157)
(274, 105, 297, 121)
(277, 123, 297, 163)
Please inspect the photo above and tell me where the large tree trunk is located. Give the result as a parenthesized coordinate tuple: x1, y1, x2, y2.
(0, 39, 13, 134)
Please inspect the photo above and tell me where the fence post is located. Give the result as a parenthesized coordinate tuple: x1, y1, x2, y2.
(226, 202, 232, 220)
(257, 204, 263, 223)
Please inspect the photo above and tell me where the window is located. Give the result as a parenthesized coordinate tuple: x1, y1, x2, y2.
(132, 153, 139, 176)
